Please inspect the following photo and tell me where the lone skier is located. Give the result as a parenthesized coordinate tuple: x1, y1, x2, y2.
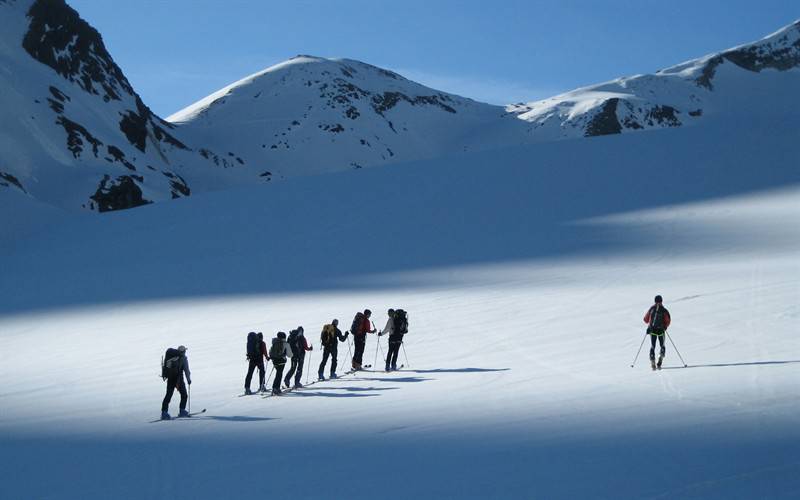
(269, 332, 290, 395)
(644, 295, 671, 370)
(379, 309, 408, 371)
(245, 332, 269, 394)
(161, 345, 192, 420)
(284, 327, 313, 388)
(318, 319, 349, 380)
(351, 309, 376, 370)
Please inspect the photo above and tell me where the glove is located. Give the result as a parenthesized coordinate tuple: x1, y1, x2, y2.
(187, 379, 192, 385)
(378, 331, 383, 337)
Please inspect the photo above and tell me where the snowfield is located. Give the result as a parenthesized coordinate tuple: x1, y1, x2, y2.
(1, 107, 799, 498)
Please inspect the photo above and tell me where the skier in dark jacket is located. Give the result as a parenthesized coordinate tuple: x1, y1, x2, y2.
(245, 332, 269, 395)
(284, 327, 313, 388)
(644, 295, 672, 370)
(379, 309, 407, 371)
(318, 319, 349, 380)
(161, 345, 192, 420)
(351, 309, 376, 370)
(269, 332, 290, 395)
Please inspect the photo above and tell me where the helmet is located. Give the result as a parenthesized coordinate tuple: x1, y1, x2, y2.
(654, 295, 663, 303)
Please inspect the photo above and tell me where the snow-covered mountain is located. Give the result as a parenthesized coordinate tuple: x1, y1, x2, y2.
(2, 0, 799, 215)
(508, 20, 800, 139)
(167, 56, 526, 179)
(0, 0, 248, 212)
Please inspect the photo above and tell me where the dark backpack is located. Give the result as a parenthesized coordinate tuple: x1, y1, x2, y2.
(650, 305, 668, 332)
(246, 332, 259, 358)
(351, 312, 365, 336)
(269, 338, 285, 360)
(393, 309, 408, 334)
(162, 348, 182, 380)
(287, 330, 300, 355)
(321, 324, 335, 346)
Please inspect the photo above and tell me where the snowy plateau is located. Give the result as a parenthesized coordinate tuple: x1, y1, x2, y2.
(1, 0, 800, 499)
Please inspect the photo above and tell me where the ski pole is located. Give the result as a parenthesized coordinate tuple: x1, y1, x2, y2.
(373, 334, 381, 368)
(266, 365, 274, 390)
(188, 383, 191, 413)
(401, 341, 410, 368)
(346, 333, 353, 367)
(666, 331, 688, 367)
(630, 331, 648, 368)
(306, 348, 313, 385)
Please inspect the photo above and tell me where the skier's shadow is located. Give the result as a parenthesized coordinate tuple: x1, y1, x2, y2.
(285, 391, 379, 398)
(306, 386, 399, 392)
(662, 360, 800, 370)
(201, 415, 279, 422)
(400, 368, 510, 374)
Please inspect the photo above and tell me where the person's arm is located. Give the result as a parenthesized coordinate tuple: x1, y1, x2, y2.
(664, 310, 671, 329)
(261, 341, 269, 361)
(183, 357, 192, 384)
(303, 336, 313, 351)
(366, 318, 376, 334)
(380, 318, 393, 336)
(337, 328, 348, 341)
(643, 307, 652, 324)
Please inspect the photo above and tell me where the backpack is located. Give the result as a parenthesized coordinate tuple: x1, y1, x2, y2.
(321, 324, 335, 346)
(162, 348, 182, 380)
(650, 305, 668, 332)
(269, 338, 285, 360)
(351, 312, 365, 336)
(393, 309, 408, 334)
(246, 331, 259, 358)
(287, 330, 300, 355)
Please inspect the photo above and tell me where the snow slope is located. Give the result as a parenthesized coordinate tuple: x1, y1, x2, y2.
(1, 105, 798, 498)
(509, 20, 800, 140)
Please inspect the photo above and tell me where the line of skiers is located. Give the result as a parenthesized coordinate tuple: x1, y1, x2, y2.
(160, 308, 410, 418)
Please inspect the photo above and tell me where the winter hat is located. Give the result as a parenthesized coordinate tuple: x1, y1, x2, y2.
(177, 345, 187, 353)
(654, 295, 663, 303)
(277, 331, 286, 339)
(332, 319, 339, 326)
(364, 309, 372, 316)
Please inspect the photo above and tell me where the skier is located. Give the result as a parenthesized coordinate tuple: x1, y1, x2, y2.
(379, 309, 408, 371)
(318, 319, 349, 380)
(350, 309, 376, 370)
(161, 345, 192, 420)
(644, 295, 671, 370)
(244, 332, 269, 394)
(269, 332, 290, 395)
(284, 327, 313, 388)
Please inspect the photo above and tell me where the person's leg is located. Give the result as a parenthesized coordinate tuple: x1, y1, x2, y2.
(331, 348, 338, 375)
(649, 334, 657, 360)
(285, 358, 297, 385)
(390, 342, 400, 368)
(273, 363, 285, 392)
(161, 376, 177, 412)
(319, 348, 329, 377)
(178, 377, 188, 411)
(245, 359, 257, 390)
(295, 355, 305, 385)
(257, 360, 265, 387)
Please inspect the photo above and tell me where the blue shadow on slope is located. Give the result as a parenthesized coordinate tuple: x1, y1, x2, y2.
(663, 360, 800, 370)
(402, 368, 510, 374)
(2, 116, 799, 315)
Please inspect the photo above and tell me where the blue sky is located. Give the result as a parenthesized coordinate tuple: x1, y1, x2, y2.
(69, 0, 799, 117)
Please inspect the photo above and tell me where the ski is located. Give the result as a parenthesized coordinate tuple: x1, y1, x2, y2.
(188, 409, 206, 416)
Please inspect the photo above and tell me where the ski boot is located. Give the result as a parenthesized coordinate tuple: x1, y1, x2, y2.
(385, 365, 391, 372)
(178, 409, 190, 418)
(245, 388, 253, 395)
(294, 382, 304, 389)
(258, 384, 267, 393)
(650, 358, 657, 371)
(272, 388, 282, 396)
(318, 374, 325, 381)
(330, 373, 337, 379)
(391, 364, 397, 371)
(657, 355, 664, 370)
(283, 378, 291, 389)
(160, 411, 171, 421)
